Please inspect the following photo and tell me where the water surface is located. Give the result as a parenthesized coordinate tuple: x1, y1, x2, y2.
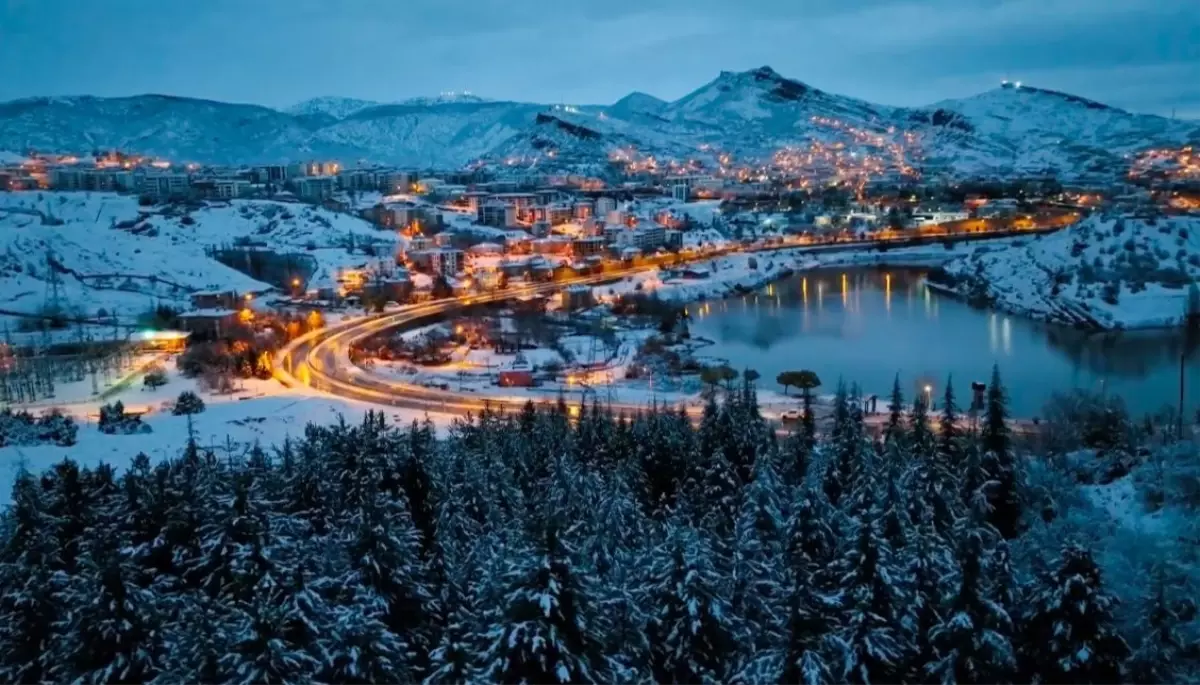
(686, 268, 1200, 418)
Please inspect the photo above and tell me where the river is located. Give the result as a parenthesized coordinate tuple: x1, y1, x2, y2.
(686, 268, 1200, 419)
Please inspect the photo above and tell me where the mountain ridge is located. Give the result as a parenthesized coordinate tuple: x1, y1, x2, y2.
(2, 67, 1196, 178)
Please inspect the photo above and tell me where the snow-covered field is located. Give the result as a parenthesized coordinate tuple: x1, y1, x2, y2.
(937, 213, 1200, 329)
(0, 359, 453, 503)
(0, 191, 395, 328)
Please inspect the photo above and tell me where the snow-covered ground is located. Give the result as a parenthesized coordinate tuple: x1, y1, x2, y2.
(0, 358, 454, 503)
(0, 191, 395, 327)
(937, 213, 1200, 330)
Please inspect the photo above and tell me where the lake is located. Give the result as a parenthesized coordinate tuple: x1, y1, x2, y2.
(686, 268, 1200, 419)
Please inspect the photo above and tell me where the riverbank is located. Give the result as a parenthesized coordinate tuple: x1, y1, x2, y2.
(591, 236, 1027, 308)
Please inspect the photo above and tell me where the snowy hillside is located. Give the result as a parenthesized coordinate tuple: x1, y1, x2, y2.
(928, 84, 1198, 179)
(932, 212, 1200, 330)
(0, 192, 394, 326)
(286, 96, 385, 120)
(1, 68, 1196, 176)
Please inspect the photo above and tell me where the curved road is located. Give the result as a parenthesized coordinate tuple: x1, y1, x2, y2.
(273, 226, 1069, 423)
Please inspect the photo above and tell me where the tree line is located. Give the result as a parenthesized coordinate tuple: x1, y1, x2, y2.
(0, 368, 1194, 683)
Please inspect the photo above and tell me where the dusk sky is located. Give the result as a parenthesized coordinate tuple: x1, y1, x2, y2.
(2, 0, 1198, 117)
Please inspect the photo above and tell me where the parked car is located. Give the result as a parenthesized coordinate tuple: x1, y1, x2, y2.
(780, 409, 802, 423)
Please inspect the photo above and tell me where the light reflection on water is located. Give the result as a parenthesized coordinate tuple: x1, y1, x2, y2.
(687, 268, 1200, 417)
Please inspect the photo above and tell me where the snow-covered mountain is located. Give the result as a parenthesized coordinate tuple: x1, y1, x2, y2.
(2, 69, 1196, 177)
(286, 96, 385, 120)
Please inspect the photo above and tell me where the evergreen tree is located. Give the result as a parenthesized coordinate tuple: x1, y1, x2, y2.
(323, 602, 411, 684)
(938, 375, 962, 463)
(1126, 564, 1189, 685)
(341, 500, 432, 672)
(786, 492, 836, 583)
(886, 374, 906, 445)
(52, 546, 163, 683)
(910, 392, 935, 459)
(838, 519, 904, 684)
(732, 453, 788, 651)
(778, 575, 838, 685)
(172, 391, 206, 416)
(219, 584, 323, 684)
(1019, 545, 1130, 684)
(927, 531, 1016, 684)
(647, 528, 737, 684)
(981, 365, 1011, 461)
(481, 526, 603, 684)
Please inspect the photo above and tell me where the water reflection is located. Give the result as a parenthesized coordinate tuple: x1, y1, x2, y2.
(687, 268, 1200, 416)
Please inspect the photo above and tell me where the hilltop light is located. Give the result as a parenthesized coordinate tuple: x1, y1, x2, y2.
(1014, 81, 1022, 88)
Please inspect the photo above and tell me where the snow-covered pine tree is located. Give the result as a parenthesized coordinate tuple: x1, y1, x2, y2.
(186, 473, 271, 602)
(838, 518, 905, 684)
(903, 523, 948, 681)
(219, 583, 323, 684)
(481, 525, 604, 684)
(424, 579, 479, 684)
(909, 391, 935, 460)
(1019, 545, 1130, 684)
(778, 576, 839, 685)
(646, 526, 738, 684)
(938, 375, 962, 464)
(0, 565, 59, 683)
(786, 491, 836, 586)
(885, 374, 906, 446)
(981, 365, 1010, 461)
(323, 598, 412, 684)
(1126, 563, 1189, 685)
(926, 530, 1016, 684)
(341, 498, 433, 672)
(732, 452, 788, 653)
(823, 383, 859, 507)
(51, 541, 163, 683)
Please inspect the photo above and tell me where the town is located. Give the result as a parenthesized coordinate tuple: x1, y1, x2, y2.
(3, 6, 1200, 682)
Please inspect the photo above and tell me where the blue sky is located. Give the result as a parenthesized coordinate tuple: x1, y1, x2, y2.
(2, 0, 1197, 117)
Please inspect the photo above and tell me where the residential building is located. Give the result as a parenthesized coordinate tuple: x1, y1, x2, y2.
(532, 238, 572, 256)
(293, 176, 335, 201)
(595, 196, 616, 217)
(573, 200, 594, 220)
(176, 309, 239, 338)
(468, 242, 504, 257)
(253, 164, 300, 184)
(137, 170, 191, 200)
(304, 161, 341, 177)
(546, 203, 573, 225)
(572, 237, 607, 258)
(478, 201, 509, 227)
(51, 166, 134, 192)
(563, 285, 595, 311)
(616, 225, 665, 251)
(428, 248, 463, 277)
(671, 184, 690, 201)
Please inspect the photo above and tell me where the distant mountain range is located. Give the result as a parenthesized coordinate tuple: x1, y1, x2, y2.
(1, 66, 1196, 180)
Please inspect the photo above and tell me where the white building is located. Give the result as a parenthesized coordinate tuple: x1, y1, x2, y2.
(912, 210, 969, 226)
(616, 225, 665, 251)
(428, 248, 463, 277)
(213, 179, 250, 199)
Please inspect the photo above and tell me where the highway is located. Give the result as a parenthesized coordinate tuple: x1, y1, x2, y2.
(273, 223, 1072, 423)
